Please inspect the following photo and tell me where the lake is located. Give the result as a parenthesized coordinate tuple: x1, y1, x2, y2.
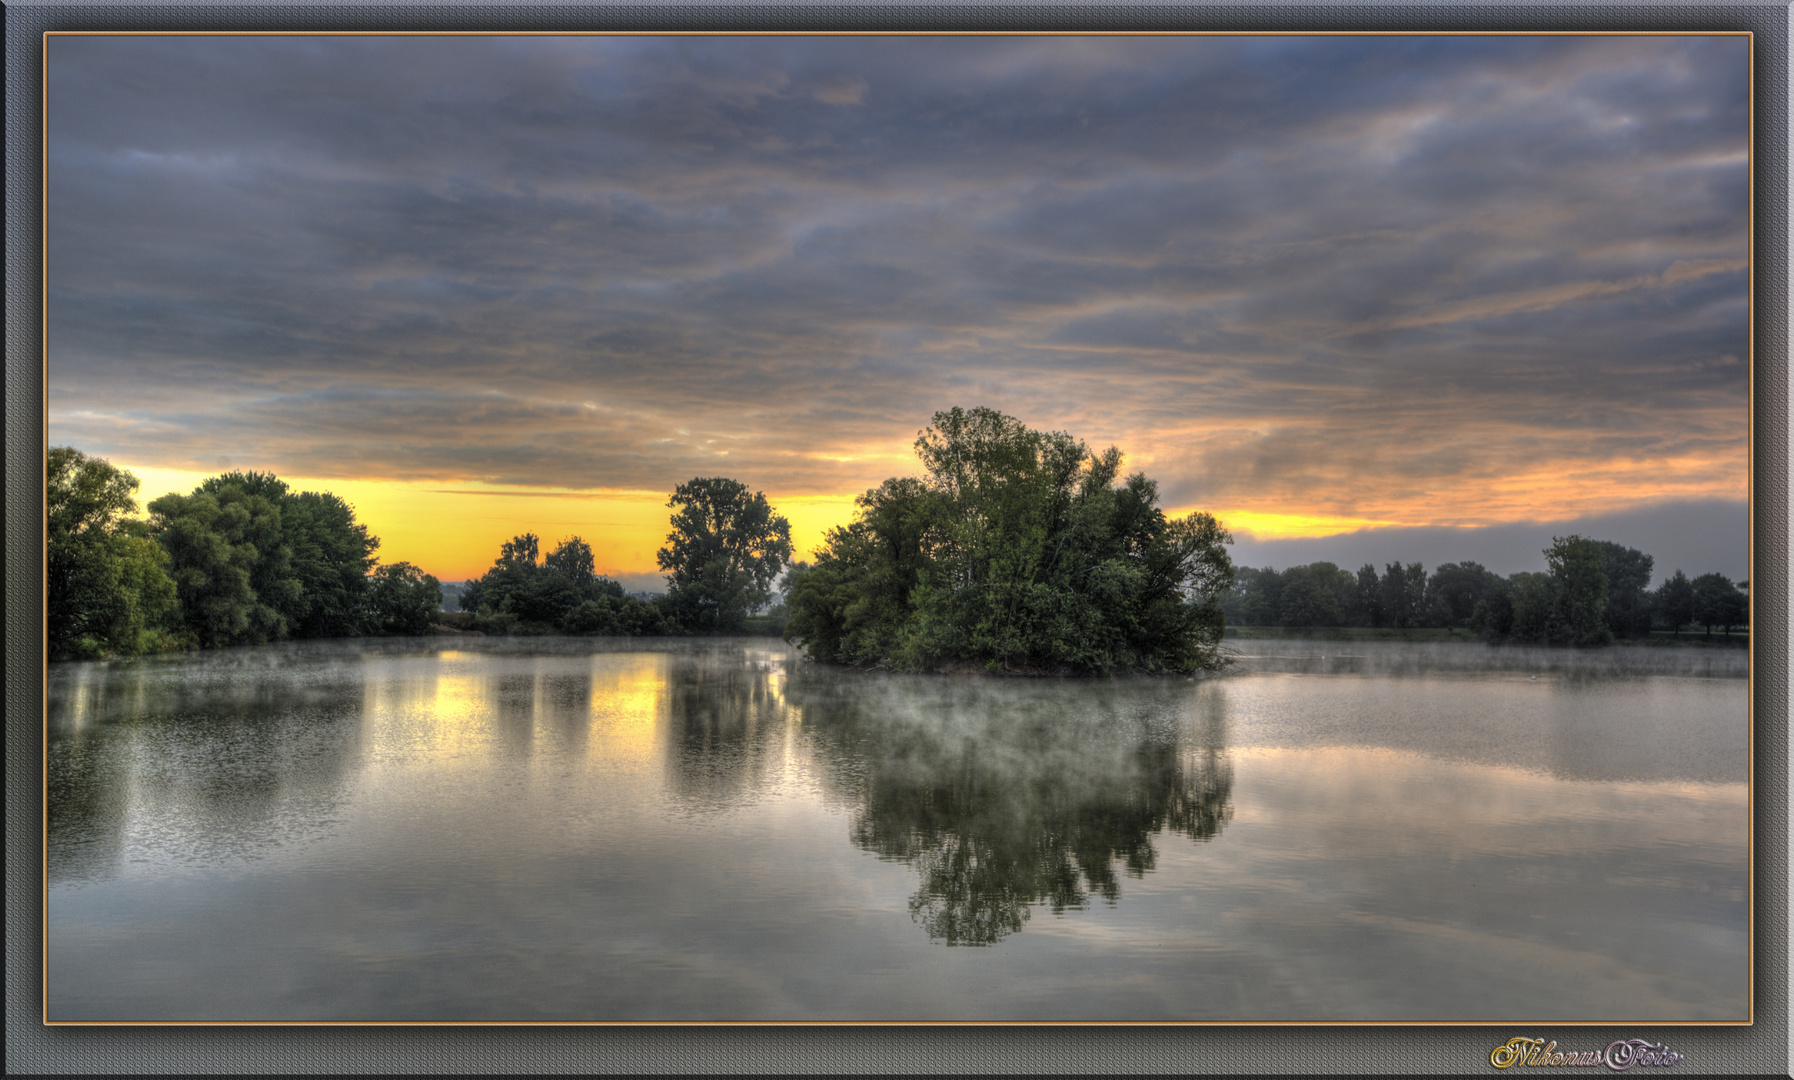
(45, 637, 1750, 1022)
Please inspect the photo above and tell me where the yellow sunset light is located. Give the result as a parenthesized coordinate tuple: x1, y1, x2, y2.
(1205, 509, 1401, 540)
(119, 465, 863, 583)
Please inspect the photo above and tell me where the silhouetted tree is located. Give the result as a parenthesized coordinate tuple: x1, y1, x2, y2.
(1277, 563, 1350, 627)
(1591, 540, 1654, 639)
(463, 532, 663, 635)
(1691, 572, 1747, 638)
(1653, 570, 1696, 636)
(148, 471, 380, 646)
(1348, 563, 1384, 627)
(283, 490, 379, 638)
(1545, 535, 1612, 647)
(1425, 561, 1505, 629)
(1220, 566, 1282, 627)
(1505, 570, 1560, 644)
(659, 477, 795, 633)
(542, 535, 596, 584)
(1380, 561, 1426, 629)
(1470, 581, 1516, 641)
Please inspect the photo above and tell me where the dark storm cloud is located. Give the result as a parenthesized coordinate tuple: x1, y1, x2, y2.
(47, 34, 1748, 524)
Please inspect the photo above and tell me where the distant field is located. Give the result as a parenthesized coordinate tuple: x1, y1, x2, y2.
(1222, 625, 1748, 647)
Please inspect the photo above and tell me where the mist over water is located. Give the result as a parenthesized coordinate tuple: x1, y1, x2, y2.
(787, 671, 1235, 946)
(1224, 636, 1749, 679)
(46, 637, 1747, 1021)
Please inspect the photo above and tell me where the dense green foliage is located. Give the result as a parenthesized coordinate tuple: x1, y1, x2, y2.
(366, 562, 445, 636)
(460, 532, 674, 636)
(149, 471, 381, 648)
(658, 478, 794, 633)
(47, 451, 803, 655)
(784, 407, 1235, 674)
(1222, 535, 1747, 644)
(49, 449, 434, 657)
(46, 448, 179, 660)
(283, 489, 384, 638)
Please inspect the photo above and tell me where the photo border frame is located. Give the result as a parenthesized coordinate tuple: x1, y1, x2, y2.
(7, 3, 1787, 1074)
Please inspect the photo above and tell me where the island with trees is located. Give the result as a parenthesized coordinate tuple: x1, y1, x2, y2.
(780, 407, 1236, 675)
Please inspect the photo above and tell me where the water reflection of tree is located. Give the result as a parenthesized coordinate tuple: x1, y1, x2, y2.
(661, 653, 793, 809)
(47, 652, 369, 882)
(789, 672, 1233, 945)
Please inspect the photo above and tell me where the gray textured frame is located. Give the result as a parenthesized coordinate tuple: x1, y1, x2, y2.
(6, 5, 1785, 1075)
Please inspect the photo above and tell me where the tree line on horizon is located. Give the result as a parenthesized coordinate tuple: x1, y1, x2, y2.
(1222, 539, 1748, 644)
(452, 476, 792, 638)
(49, 447, 445, 661)
(48, 426, 1751, 665)
(47, 447, 795, 661)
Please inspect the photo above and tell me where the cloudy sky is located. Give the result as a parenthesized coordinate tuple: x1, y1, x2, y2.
(46, 34, 1751, 585)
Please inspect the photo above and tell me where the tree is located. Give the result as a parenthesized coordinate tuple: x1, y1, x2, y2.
(1591, 541, 1654, 639)
(1691, 572, 1747, 638)
(1470, 580, 1516, 642)
(366, 562, 442, 636)
(1426, 561, 1504, 629)
(1220, 566, 1283, 628)
(461, 532, 670, 636)
(193, 472, 307, 630)
(1379, 562, 1426, 629)
(1348, 564, 1383, 627)
(1278, 563, 1349, 627)
(283, 490, 379, 638)
(47, 447, 179, 659)
(659, 478, 794, 634)
(1653, 570, 1696, 636)
(542, 535, 596, 584)
(1506, 571, 1559, 644)
(499, 532, 540, 567)
(148, 484, 292, 648)
(785, 407, 1234, 674)
(148, 470, 381, 646)
(1545, 535, 1612, 647)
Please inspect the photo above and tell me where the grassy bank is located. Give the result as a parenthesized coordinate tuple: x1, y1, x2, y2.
(740, 614, 788, 637)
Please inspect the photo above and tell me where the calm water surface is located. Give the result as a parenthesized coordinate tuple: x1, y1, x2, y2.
(46, 638, 1749, 1021)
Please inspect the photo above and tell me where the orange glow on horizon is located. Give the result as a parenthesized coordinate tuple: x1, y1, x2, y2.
(121, 466, 858, 583)
(118, 443, 1744, 577)
(1197, 449, 1743, 540)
